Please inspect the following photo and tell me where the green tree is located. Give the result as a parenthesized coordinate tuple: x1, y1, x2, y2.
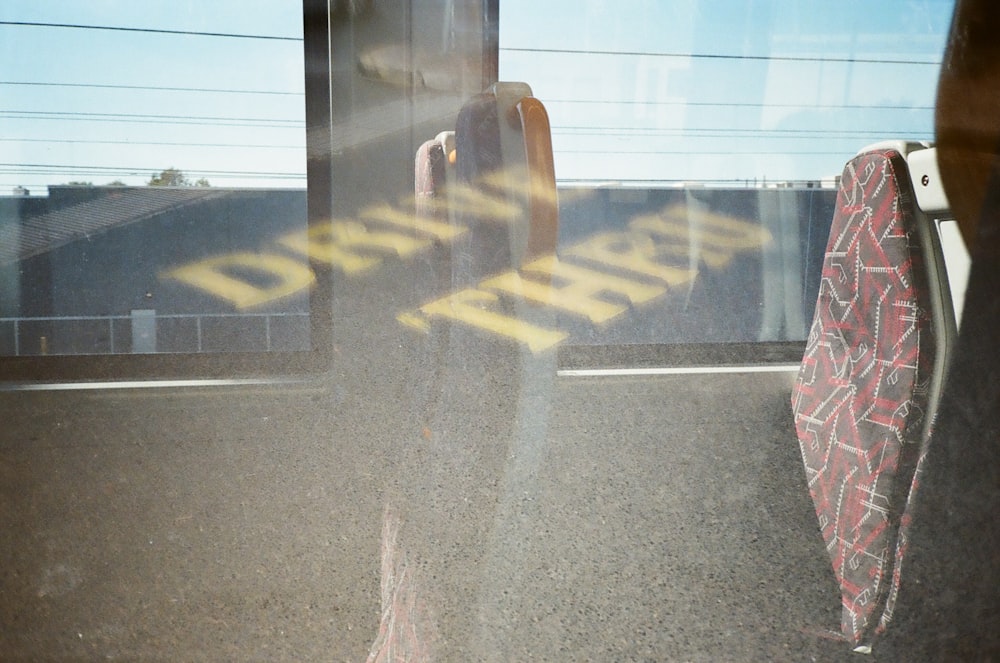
(148, 168, 192, 186)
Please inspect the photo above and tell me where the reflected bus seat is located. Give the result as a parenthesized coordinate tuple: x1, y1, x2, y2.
(415, 130, 455, 222)
(415, 82, 558, 285)
(790, 141, 967, 651)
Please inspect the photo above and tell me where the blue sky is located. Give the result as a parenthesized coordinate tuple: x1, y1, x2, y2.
(0, 1, 955, 194)
(0, 1, 305, 193)
(499, 0, 955, 185)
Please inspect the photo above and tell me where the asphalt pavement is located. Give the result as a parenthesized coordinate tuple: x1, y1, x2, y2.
(0, 4, 874, 660)
(1, 347, 868, 661)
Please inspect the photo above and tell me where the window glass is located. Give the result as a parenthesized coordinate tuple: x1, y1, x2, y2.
(0, 1, 311, 361)
(500, 0, 951, 185)
(494, 0, 953, 350)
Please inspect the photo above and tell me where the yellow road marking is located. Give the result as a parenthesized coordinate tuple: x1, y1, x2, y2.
(163, 253, 315, 310)
(412, 289, 567, 353)
(277, 224, 382, 275)
(632, 204, 773, 252)
(161, 190, 774, 353)
(424, 181, 522, 223)
(327, 220, 431, 257)
(479, 166, 561, 208)
(277, 220, 431, 275)
(481, 256, 666, 324)
(361, 203, 467, 242)
(565, 232, 698, 286)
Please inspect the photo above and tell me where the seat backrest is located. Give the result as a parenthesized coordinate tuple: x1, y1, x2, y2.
(791, 143, 960, 649)
(415, 130, 455, 221)
(415, 82, 558, 285)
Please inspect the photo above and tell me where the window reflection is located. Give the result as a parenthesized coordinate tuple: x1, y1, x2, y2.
(0, 1, 309, 357)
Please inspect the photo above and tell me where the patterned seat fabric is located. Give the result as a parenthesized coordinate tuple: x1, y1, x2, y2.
(791, 149, 935, 647)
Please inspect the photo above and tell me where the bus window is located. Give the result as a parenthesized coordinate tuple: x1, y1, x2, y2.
(0, 0, 330, 383)
(496, 1, 953, 358)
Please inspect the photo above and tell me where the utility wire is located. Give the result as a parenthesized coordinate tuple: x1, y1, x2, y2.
(556, 178, 834, 187)
(0, 82, 925, 110)
(0, 20, 301, 41)
(1, 110, 303, 129)
(0, 137, 305, 150)
(501, 46, 941, 66)
(545, 99, 935, 112)
(2, 118, 300, 129)
(552, 126, 930, 137)
(0, 163, 306, 180)
(0, 110, 301, 124)
(0, 80, 303, 96)
(0, 162, 302, 174)
(556, 149, 855, 156)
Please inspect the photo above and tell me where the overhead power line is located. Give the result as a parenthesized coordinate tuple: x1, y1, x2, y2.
(0, 20, 301, 41)
(556, 149, 855, 156)
(545, 99, 935, 112)
(0, 109, 303, 129)
(0, 137, 305, 150)
(0, 162, 306, 180)
(501, 46, 941, 66)
(0, 162, 301, 173)
(556, 177, 831, 184)
(1, 110, 301, 123)
(551, 126, 931, 138)
(0, 80, 303, 96)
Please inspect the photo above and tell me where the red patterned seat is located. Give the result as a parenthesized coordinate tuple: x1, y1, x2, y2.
(791, 148, 937, 648)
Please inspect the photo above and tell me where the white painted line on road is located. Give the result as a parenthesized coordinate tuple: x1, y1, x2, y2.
(557, 364, 801, 377)
(0, 377, 310, 392)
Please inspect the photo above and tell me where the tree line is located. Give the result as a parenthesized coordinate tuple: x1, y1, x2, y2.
(65, 168, 209, 187)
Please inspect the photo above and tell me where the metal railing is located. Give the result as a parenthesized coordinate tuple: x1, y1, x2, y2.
(0, 311, 309, 356)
